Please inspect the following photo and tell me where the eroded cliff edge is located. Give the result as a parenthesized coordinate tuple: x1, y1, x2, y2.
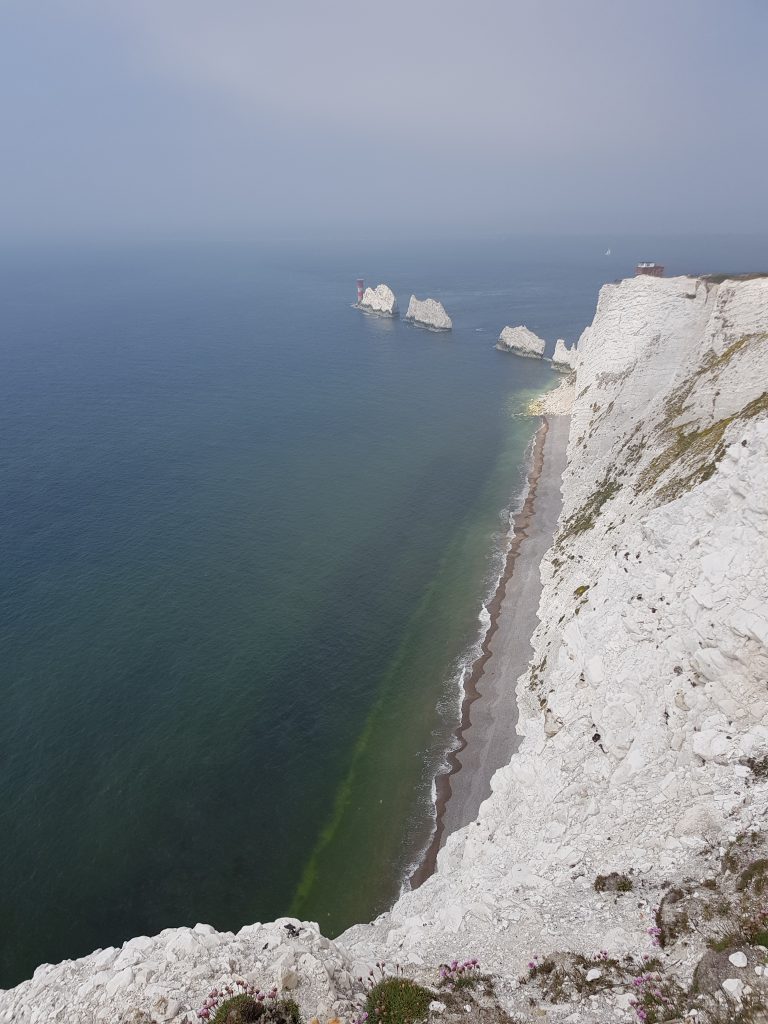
(4, 275, 767, 1024)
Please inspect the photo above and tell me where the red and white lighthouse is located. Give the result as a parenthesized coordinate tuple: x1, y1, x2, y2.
(356, 278, 365, 304)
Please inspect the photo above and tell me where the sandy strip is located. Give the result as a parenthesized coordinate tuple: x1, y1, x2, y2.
(410, 413, 571, 887)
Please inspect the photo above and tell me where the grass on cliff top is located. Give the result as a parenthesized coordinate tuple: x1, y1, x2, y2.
(211, 995, 302, 1024)
(701, 272, 768, 284)
(365, 978, 433, 1024)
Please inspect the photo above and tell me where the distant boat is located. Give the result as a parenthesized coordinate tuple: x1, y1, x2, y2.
(605, 248, 612, 256)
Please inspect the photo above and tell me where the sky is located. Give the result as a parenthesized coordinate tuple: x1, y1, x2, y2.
(1, 0, 767, 244)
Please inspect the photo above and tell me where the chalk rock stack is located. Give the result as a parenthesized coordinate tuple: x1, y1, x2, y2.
(496, 325, 546, 358)
(551, 337, 577, 371)
(358, 283, 398, 315)
(405, 295, 452, 330)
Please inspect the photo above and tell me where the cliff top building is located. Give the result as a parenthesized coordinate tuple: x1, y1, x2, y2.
(636, 262, 665, 277)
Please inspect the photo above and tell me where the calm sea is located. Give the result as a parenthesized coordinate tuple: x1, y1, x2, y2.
(1, 234, 765, 986)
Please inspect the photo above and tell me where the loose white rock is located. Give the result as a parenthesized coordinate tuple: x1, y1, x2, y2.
(722, 978, 745, 999)
(729, 951, 748, 968)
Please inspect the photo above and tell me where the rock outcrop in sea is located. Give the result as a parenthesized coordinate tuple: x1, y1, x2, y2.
(5, 274, 767, 1024)
(358, 283, 397, 315)
(496, 325, 546, 358)
(405, 295, 452, 331)
(551, 337, 577, 371)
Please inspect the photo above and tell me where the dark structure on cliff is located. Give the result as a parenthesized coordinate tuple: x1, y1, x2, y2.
(636, 262, 665, 277)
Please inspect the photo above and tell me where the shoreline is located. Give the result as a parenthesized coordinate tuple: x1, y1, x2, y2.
(409, 413, 570, 888)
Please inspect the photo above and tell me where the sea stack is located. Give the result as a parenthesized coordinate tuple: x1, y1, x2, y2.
(551, 337, 578, 371)
(405, 295, 452, 331)
(496, 325, 546, 358)
(358, 283, 398, 316)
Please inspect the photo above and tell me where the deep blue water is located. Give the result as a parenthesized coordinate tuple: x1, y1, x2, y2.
(1, 234, 765, 987)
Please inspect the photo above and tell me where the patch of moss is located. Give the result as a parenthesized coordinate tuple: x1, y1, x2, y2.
(594, 872, 633, 893)
(574, 584, 590, 598)
(365, 978, 433, 1024)
(736, 859, 768, 895)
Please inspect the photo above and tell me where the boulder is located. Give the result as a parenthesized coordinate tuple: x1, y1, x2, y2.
(496, 325, 545, 358)
(405, 295, 452, 330)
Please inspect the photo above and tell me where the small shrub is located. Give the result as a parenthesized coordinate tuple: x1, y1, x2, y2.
(736, 858, 768, 894)
(364, 978, 433, 1024)
(197, 982, 300, 1024)
(574, 584, 590, 598)
(629, 972, 686, 1023)
(708, 933, 742, 953)
(438, 958, 481, 990)
(594, 872, 633, 893)
(212, 995, 262, 1023)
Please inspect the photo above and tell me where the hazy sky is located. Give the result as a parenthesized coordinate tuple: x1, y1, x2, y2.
(2, 0, 767, 244)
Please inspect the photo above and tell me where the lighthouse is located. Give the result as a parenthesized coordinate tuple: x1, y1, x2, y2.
(356, 278, 365, 304)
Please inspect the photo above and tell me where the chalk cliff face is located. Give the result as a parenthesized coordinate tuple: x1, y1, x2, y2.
(342, 275, 768, 969)
(552, 337, 577, 371)
(359, 283, 397, 315)
(405, 295, 452, 330)
(496, 325, 545, 358)
(4, 276, 767, 1024)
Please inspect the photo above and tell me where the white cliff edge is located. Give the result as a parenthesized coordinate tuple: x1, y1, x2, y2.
(496, 325, 546, 358)
(4, 275, 767, 1024)
(552, 337, 578, 371)
(358, 283, 398, 316)
(405, 295, 452, 331)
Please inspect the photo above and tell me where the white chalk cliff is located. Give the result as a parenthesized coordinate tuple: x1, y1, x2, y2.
(4, 275, 767, 1024)
(496, 325, 546, 358)
(358, 283, 397, 315)
(405, 295, 452, 330)
(552, 337, 578, 371)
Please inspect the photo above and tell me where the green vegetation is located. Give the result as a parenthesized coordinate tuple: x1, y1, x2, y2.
(211, 995, 301, 1024)
(593, 872, 633, 893)
(574, 584, 590, 598)
(559, 473, 621, 539)
(736, 859, 768, 894)
(701, 272, 768, 284)
(636, 332, 767, 504)
(365, 978, 434, 1024)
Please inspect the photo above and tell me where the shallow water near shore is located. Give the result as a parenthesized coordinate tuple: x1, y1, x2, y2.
(1, 234, 765, 985)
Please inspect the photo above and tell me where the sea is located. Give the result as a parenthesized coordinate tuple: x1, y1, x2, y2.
(1, 233, 765, 987)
